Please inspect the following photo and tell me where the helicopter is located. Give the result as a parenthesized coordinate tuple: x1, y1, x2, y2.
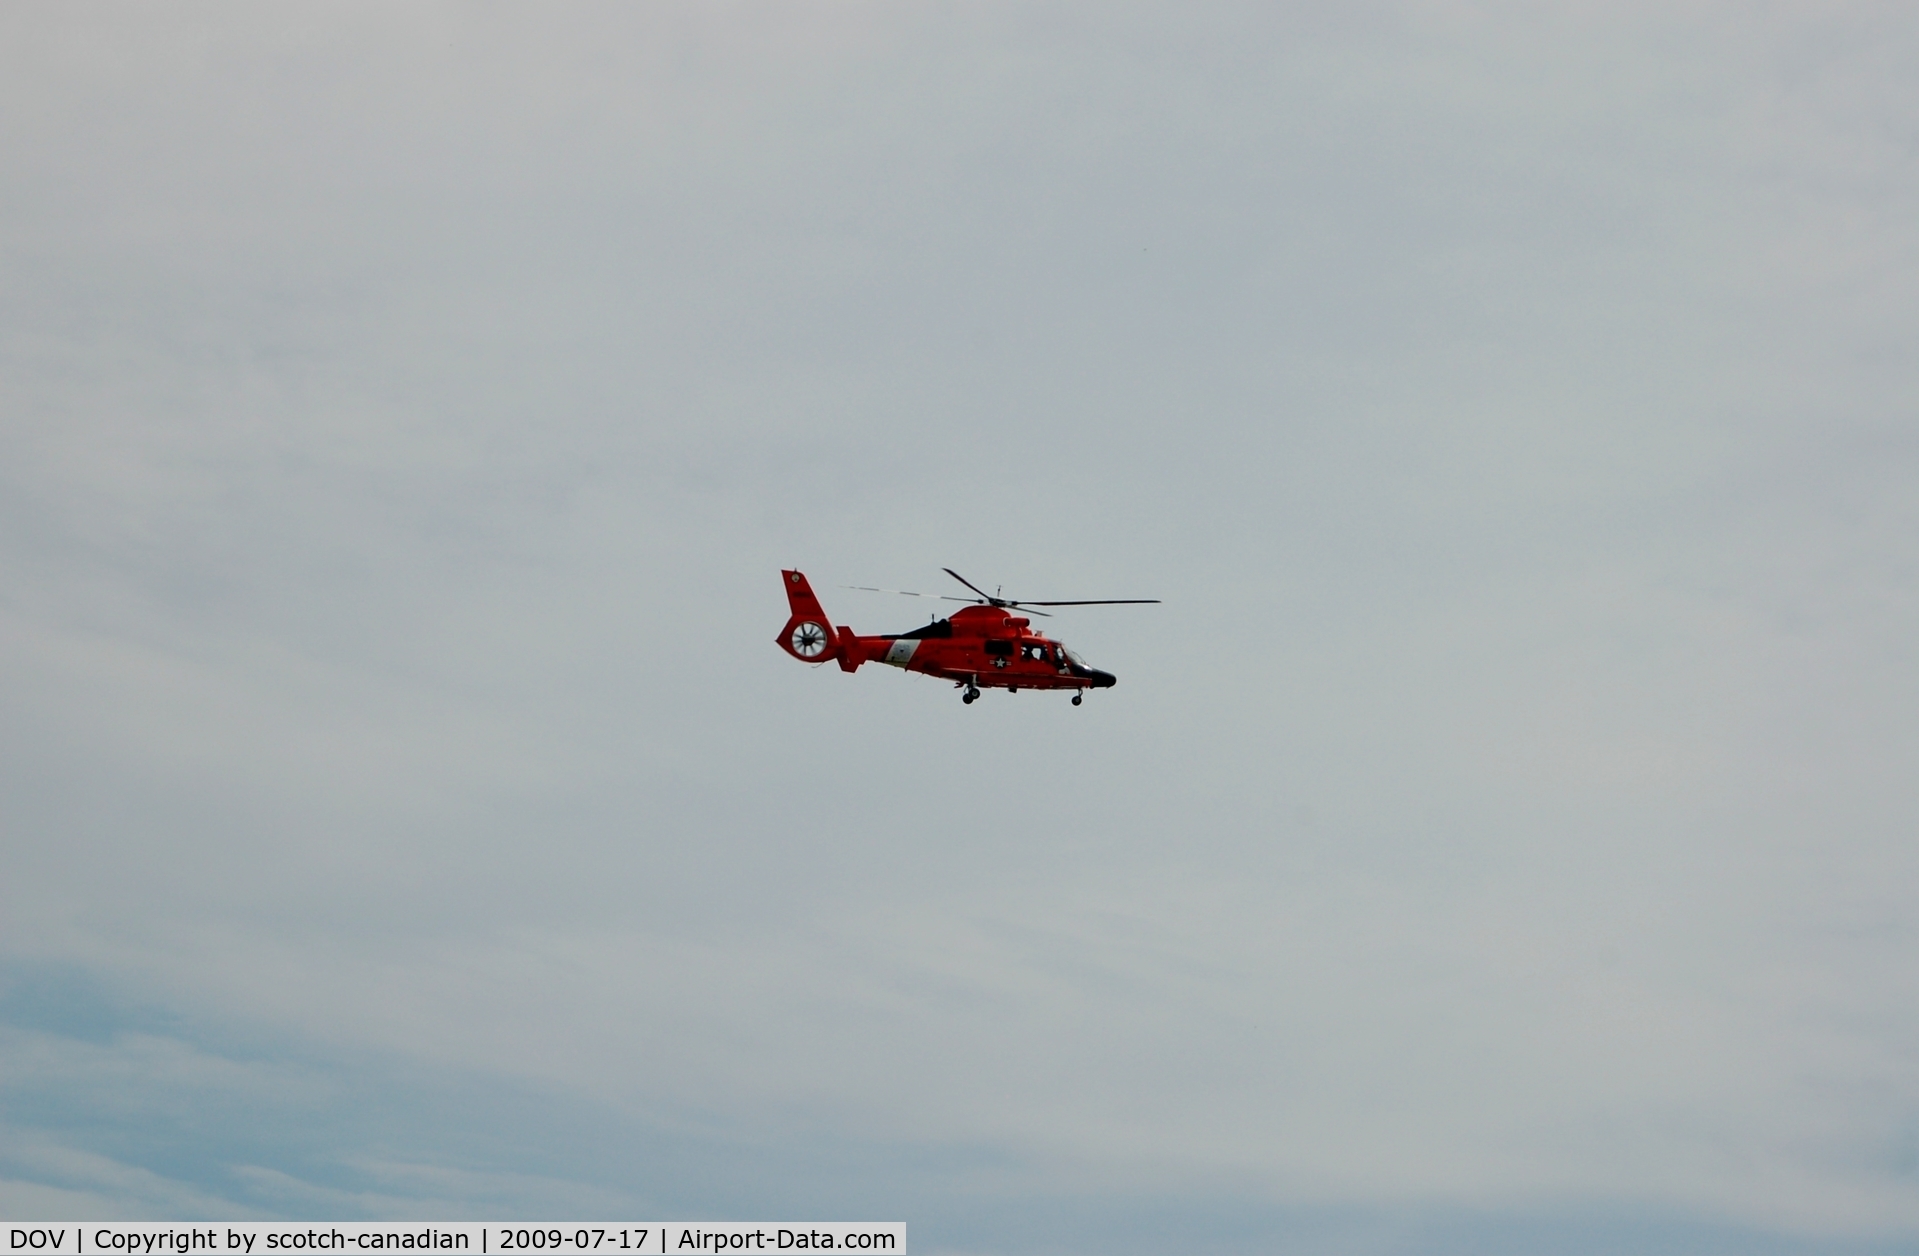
(775, 568, 1158, 704)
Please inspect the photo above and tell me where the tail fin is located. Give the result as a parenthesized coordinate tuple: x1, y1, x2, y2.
(776, 570, 840, 662)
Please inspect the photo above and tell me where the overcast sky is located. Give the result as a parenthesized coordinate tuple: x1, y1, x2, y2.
(3, 4, 1917, 1252)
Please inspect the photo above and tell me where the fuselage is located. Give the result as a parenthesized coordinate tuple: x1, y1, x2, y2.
(848, 604, 1116, 691)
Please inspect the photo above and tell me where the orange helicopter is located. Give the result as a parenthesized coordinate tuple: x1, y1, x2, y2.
(775, 568, 1158, 704)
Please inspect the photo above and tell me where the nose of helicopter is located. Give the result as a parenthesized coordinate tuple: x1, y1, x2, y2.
(1087, 669, 1117, 688)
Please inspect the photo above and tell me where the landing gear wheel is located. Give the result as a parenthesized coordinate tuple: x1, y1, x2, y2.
(962, 690, 978, 705)
(1072, 693, 1083, 706)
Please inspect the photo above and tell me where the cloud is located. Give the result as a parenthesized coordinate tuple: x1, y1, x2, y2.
(3, 1, 1918, 1249)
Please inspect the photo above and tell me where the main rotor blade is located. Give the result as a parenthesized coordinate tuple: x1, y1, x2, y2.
(941, 568, 998, 602)
(1012, 599, 1162, 606)
(843, 585, 975, 603)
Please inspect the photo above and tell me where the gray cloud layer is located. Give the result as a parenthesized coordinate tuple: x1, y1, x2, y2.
(3, 3, 1917, 1249)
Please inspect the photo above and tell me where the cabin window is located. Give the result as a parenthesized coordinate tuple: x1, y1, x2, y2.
(1021, 643, 1051, 662)
(983, 639, 1014, 657)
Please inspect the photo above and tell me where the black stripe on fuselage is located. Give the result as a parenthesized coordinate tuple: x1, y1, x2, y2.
(880, 618, 955, 640)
